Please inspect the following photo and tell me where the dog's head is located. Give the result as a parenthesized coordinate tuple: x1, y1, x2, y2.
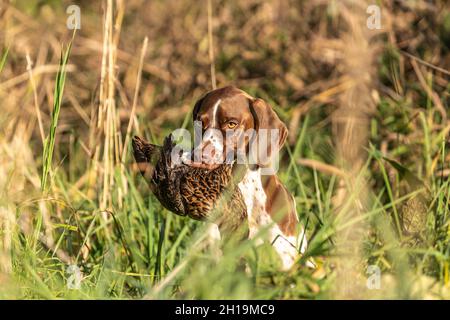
(190, 86, 288, 171)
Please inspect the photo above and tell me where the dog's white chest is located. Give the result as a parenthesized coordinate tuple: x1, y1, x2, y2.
(238, 169, 271, 240)
(237, 168, 309, 270)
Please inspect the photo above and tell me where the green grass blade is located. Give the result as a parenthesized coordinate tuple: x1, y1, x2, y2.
(0, 46, 9, 74)
(41, 42, 73, 192)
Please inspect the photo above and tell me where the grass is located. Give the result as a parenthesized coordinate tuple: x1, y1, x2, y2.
(0, 47, 9, 74)
(0, 0, 449, 300)
(41, 40, 73, 192)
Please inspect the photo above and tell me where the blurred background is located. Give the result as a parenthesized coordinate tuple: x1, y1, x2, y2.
(0, 0, 449, 299)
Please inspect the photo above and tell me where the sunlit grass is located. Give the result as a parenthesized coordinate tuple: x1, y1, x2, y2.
(41, 41, 73, 192)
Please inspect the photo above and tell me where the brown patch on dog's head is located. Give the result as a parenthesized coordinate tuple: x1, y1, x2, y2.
(192, 86, 288, 168)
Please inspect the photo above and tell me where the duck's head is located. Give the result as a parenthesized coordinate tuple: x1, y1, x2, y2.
(132, 136, 162, 183)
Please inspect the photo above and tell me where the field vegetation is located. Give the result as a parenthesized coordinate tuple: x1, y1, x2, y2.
(0, 0, 449, 299)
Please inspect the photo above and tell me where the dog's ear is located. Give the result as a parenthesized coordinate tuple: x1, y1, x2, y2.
(192, 94, 207, 121)
(248, 98, 288, 167)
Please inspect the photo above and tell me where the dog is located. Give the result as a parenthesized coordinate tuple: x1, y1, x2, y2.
(184, 86, 309, 270)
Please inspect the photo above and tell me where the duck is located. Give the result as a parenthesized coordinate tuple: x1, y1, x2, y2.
(132, 135, 248, 238)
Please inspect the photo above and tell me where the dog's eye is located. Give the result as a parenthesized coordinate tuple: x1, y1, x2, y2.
(227, 121, 238, 129)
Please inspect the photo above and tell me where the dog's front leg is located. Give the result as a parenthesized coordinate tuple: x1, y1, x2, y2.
(205, 223, 222, 260)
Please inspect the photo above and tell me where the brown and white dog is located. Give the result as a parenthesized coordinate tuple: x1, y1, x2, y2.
(185, 86, 309, 270)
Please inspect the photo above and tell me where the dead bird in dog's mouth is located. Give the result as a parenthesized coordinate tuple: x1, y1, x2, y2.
(132, 135, 248, 238)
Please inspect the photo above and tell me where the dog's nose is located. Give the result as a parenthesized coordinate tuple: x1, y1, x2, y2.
(200, 140, 221, 163)
(189, 128, 224, 168)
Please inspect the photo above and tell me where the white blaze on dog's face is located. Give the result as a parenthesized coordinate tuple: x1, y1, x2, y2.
(194, 99, 224, 166)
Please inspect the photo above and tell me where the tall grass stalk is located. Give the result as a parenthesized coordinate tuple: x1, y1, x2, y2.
(0, 47, 9, 74)
(40, 41, 73, 192)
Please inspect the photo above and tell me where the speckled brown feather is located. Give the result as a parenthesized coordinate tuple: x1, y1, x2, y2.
(132, 135, 248, 237)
